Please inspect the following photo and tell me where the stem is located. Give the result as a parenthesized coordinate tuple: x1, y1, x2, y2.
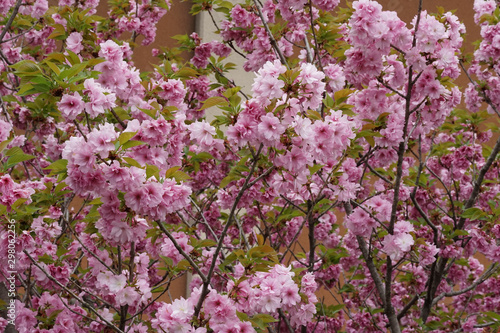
(110, 108, 127, 129)
(432, 263, 498, 306)
(155, 220, 207, 283)
(24, 251, 125, 333)
(252, 0, 289, 68)
(345, 203, 387, 308)
(0, 0, 23, 42)
(193, 144, 264, 318)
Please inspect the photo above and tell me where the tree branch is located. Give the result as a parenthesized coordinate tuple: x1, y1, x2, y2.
(252, 0, 289, 68)
(24, 251, 125, 333)
(0, 0, 23, 42)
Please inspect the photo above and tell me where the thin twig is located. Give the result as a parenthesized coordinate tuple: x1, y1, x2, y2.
(155, 220, 207, 283)
(194, 144, 264, 317)
(432, 263, 498, 306)
(24, 251, 125, 333)
(252, 0, 289, 68)
(110, 108, 127, 129)
(0, 0, 23, 42)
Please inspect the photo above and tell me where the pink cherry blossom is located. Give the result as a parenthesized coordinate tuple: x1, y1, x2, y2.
(57, 93, 84, 121)
(66, 32, 83, 53)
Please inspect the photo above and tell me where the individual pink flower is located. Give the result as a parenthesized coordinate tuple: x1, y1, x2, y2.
(418, 241, 439, 266)
(189, 120, 216, 147)
(0, 119, 12, 141)
(0, 0, 15, 15)
(157, 78, 186, 107)
(57, 93, 84, 120)
(170, 297, 194, 322)
(116, 286, 140, 306)
(83, 79, 116, 118)
(382, 231, 415, 261)
(252, 60, 286, 105)
(15, 300, 37, 333)
(66, 32, 83, 53)
(0, 318, 7, 332)
(99, 40, 124, 63)
(103, 273, 127, 293)
(257, 113, 285, 142)
(345, 207, 377, 237)
(281, 280, 300, 306)
(324, 63, 345, 94)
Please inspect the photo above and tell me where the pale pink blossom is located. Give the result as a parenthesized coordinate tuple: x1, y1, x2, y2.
(189, 121, 216, 147)
(66, 32, 83, 53)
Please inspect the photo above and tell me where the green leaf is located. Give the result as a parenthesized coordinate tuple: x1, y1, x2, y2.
(10, 60, 41, 74)
(5, 152, 35, 168)
(45, 60, 61, 75)
(122, 157, 142, 168)
(450, 229, 469, 238)
(0, 139, 12, 154)
(461, 207, 486, 220)
(165, 166, 192, 182)
(43, 159, 68, 173)
(56, 247, 70, 257)
(177, 259, 191, 270)
(5, 147, 23, 156)
(65, 50, 81, 65)
(87, 58, 106, 66)
(2, 95, 17, 102)
(307, 109, 322, 120)
(121, 140, 145, 149)
(54, 182, 68, 193)
(146, 164, 160, 180)
(324, 94, 335, 108)
(37, 254, 55, 264)
(138, 107, 157, 119)
(250, 313, 278, 330)
(45, 53, 66, 63)
(190, 152, 214, 162)
(236, 311, 249, 322)
(118, 131, 137, 145)
(219, 174, 237, 188)
(89, 197, 102, 205)
(338, 283, 355, 293)
(320, 304, 345, 317)
(334, 88, 353, 103)
(48, 24, 66, 39)
(248, 245, 278, 263)
(200, 96, 227, 111)
(17, 83, 35, 96)
(173, 67, 199, 79)
(11, 198, 28, 210)
(195, 239, 217, 248)
(60, 63, 87, 79)
(424, 320, 443, 330)
(276, 209, 305, 223)
(308, 164, 323, 175)
(485, 311, 500, 321)
(223, 87, 241, 98)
